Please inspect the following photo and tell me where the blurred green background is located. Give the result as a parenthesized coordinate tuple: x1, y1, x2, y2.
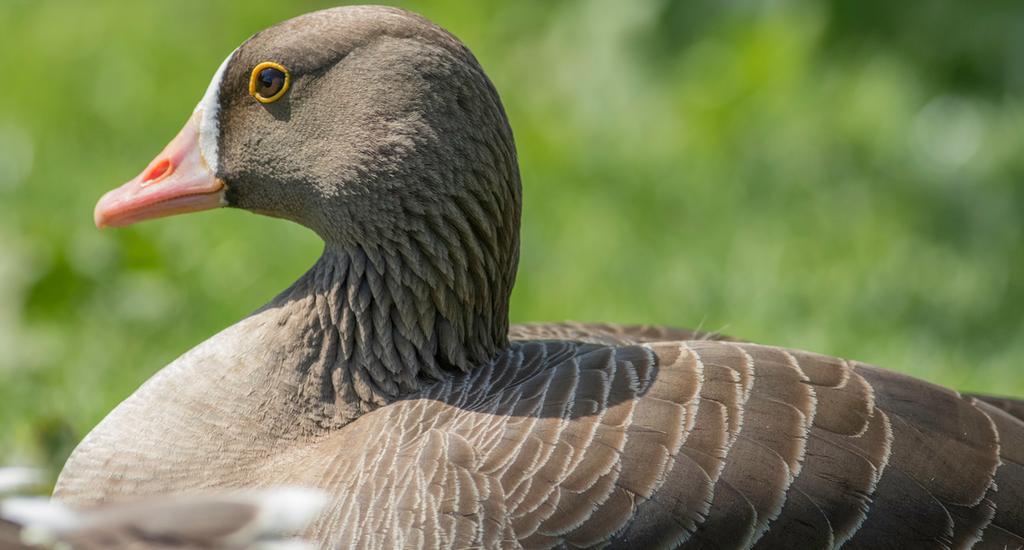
(1, 0, 1022, 472)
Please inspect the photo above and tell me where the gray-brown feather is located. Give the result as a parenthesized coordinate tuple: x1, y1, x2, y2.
(289, 336, 1023, 549)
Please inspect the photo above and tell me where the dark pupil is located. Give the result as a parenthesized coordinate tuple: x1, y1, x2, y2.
(257, 68, 285, 97)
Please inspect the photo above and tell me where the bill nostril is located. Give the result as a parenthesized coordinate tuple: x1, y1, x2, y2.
(142, 158, 173, 185)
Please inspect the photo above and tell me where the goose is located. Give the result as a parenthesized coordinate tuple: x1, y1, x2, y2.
(54, 5, 1023, 548)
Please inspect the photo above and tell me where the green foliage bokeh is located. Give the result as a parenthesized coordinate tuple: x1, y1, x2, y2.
(1, 0, 1022, 470)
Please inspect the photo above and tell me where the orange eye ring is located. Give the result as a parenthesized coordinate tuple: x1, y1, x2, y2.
(249, 61, 291, 103)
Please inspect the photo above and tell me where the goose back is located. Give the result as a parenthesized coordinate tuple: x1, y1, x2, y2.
(62, 332, 1016, 549)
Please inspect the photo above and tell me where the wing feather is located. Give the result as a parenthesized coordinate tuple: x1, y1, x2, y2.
(289, 327, 1024, 549)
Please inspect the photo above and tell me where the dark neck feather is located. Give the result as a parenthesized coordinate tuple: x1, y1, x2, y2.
(273, 219, 515, 427)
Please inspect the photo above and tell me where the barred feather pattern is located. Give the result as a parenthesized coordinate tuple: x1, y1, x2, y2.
(247, 333, 1023, 549)
(53, 316, 1024, 548)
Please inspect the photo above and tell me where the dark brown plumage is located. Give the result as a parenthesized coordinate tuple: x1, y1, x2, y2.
(53, 5, 1023, 549)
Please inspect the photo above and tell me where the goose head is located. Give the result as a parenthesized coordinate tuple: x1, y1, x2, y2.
(96, 6, 519, 246)
(93, 7, 522, 381)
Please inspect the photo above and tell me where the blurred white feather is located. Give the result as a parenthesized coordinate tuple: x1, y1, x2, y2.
(0, 486, 327, 549)
(0, 469, 43, 495)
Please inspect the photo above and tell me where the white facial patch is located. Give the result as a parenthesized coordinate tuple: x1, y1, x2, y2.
(195, 49, 236, 174)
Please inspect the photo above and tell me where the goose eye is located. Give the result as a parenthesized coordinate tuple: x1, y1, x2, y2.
(249, 62, 291, 103)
